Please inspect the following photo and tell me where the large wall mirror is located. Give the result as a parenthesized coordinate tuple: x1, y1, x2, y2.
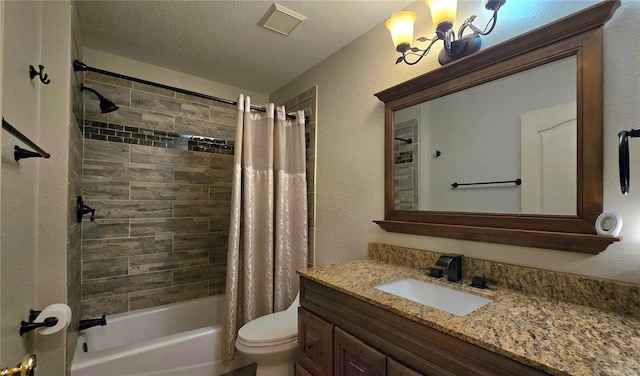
(375, 1, 620, 253)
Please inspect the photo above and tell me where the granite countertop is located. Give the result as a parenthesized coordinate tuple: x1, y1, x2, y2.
(298, 259, 640, 376)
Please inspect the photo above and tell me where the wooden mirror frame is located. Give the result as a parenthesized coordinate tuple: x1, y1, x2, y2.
(374, 1, 621, 254)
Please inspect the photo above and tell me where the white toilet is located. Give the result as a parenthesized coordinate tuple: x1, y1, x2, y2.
(235, 293, 300, 376)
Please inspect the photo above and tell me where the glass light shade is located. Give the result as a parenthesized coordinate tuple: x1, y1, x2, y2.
(386, 11, 417, 50)
(425, 0, 457, 26)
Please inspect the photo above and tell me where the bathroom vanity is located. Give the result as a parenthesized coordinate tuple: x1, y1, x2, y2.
(297, 277, 547, 375)
(296, 254, 640, 376)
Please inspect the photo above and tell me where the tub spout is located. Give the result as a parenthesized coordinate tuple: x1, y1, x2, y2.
(79, 315, 106, 331)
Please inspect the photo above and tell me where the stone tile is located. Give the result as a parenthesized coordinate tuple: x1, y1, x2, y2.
(82, 236, 173, 260)
(73, 87, 84, 123)
(130, 144, 209, 166)
(84, 139, 130, 162)
(68, 234, 82, 304)
(208, 279, 226, 295)
(82, 271, 173, 299)
(68, 281, 82, 325)
(173, 264, 226, 285)
(80, 294, 129, 319)
(84, 80, 132, 106)
(82, 257, 128, 280)
(83, 180, 130, 200)
(129, 250, 209, 274)
(69, 123, 83, 174)
(68, 224, 82, 264)
(133, 82, 175, 98)
(296, 98, 312, 115)
(175, 116, 235, 140)
(84, 199, 173, 219)
(210, 185, 232, 202)
(175, 91, 212, 106)
(174, 232, 227, 251)
(209, 216, 231, 232)
(85, 71, 132, 89)
(210, 154, 234, 170)
(130, 217, 209, 236)
(209, 246, 228, 265)
(131, 90, 209, 120)
(69, 175, 82, 226)
(70, 164, 82, 193)
(297, 87, 316, 103)
(282, 98, 297, 110)
(130, 182, 209, 201)
(174, 166, 231, 184)
(173, 201, 230, 218)
(209, 105, 236, 127)
(85, 100, 176, 132)
(82, 219, 129, 240)
(129, 282, 208, 311)
(83, 160, 173, 183)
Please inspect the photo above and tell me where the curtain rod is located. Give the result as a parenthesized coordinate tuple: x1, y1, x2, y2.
(72, 59, 301, 120)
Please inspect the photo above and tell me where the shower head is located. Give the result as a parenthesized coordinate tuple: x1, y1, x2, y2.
(80, 84, 119, 113)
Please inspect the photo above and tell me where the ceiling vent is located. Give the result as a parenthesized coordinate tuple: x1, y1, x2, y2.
(259, 3, 307, 36)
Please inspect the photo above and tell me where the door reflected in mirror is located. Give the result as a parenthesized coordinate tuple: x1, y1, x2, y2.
(393, 56, 577, 215)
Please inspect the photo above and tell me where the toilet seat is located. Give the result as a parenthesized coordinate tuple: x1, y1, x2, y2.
(237, 309, 297, 347)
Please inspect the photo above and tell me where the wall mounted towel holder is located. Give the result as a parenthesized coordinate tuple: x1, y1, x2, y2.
(451, 178, 521, 188)
(2, 118, 51, 161)
(618, 128, 640, 195)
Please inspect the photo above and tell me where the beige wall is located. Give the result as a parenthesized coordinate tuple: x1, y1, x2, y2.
(1, 1, 76, 374)
(36, 2, 74, 373)
(271, 0, 640, 284)
(1, 0, 42, 367)
(83, 48, 269, 106)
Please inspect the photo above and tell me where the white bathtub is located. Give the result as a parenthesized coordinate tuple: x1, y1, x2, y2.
(70, 295, 250, 376)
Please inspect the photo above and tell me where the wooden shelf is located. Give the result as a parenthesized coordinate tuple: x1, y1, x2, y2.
(374, 220, 619, 254)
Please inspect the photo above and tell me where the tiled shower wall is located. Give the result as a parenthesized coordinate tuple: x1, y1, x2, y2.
(394, 119, 418, 210)
(79, 73, 317, 318)
(67, 19, 83, 370)
(80, 72, 236, 318)
(282, 86, 317, 266)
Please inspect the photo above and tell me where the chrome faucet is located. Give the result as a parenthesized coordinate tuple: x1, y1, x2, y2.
(436, 253, 463, 282)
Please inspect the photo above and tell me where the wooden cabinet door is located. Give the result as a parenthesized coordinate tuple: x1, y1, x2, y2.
(299, 308, 334, 376)
(387, 358, 423, 376)
(334, 327, 386, 376)
(297, 362, 315, 376)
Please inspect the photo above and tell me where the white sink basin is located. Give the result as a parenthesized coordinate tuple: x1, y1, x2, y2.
(374, 278, 492, 316)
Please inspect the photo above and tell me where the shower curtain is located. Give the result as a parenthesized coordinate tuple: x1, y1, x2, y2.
(222, 94, 308, 361)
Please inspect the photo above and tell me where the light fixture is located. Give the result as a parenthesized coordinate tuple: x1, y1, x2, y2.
(387, 0, 506, 66)
(80, 84, 119, 114)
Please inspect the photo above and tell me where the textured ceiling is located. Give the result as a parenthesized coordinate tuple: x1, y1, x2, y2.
(75, 1, 414, 94)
